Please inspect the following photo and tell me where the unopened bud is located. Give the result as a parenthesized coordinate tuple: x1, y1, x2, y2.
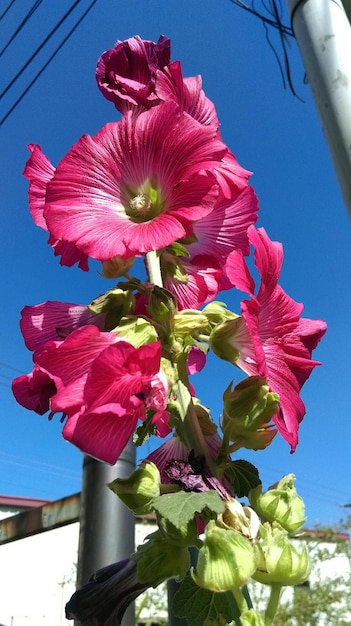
(209, 317, 242, 363)
(102, 255, 135, 279)
(249, 474, 306, 533)
(241, 610, 265, 626)
(133, 531, 190, 585)
(192, 520, 257, 592)
(147, 286, 177, 322)
(253, 523, 310, 586)
(108, 462, 160, 515)
(222, 377, 278, 450)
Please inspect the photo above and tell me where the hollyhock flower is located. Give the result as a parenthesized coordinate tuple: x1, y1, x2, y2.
(12, 365, 57, 415)
(66, 558, 150, 626)
(223, 226, 327, 451)
(96, 34, 171, 113)
(43, 101, 234, 261)
(160, 185, 258, 309)
(19, 300, 105, 352)
(23, 144, 89, 271)
(39, 333, 169, 464)
(155, 60, 218, 128)
(12, 325, 170, 463)
(162, 253, 223, 310)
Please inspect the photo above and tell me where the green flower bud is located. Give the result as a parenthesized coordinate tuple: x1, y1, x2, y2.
(217, 498, 260, 540)
(209, 317, 242, 363)
(202, 301, 238, 327)
(192, 520, 257, 592)
(253, 523, 310, 586)
(101, 255, 135, 279)
(133, 531, 190, 585)
(115, 316, 158, 347)
(108, 462, 160, 515)
(173, 310, 209, 337)
(222, 377, 279, 450)
(147, 285, 177, 322)
(249, 474, 306, 532)
(88, 288, 135, 330)
(240, 610, 265, 626)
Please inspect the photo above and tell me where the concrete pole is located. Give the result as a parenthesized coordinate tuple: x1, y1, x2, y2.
(75, 441, 136, 626)
(286, 0, 351, 219)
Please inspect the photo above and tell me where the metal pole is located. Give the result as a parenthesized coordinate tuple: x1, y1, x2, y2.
(286, 0, 351, 219)
(75, 441, 136, 626)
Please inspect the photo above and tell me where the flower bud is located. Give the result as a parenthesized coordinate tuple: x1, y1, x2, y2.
(249, 474, 306, 532)
(115, 316, 158, 347)
(209, 318, 242, 363)
(217, 498, 260, 540)
(192, 520, 257, 592)
(147, 285, 177, 322)
(173, 310, 209, 337)
(88, 288, 135, 330)
(101, 255, 135, 278)
(222, 377, 279, 450)
(133, 531, 190, 585)
(253, 523, 310, 586)
(108, 462, 160, 515)
(202, 301, 238, 327)
(241, 610, 265, 626)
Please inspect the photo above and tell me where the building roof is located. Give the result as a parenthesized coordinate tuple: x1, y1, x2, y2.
(0, 494, 51, 509)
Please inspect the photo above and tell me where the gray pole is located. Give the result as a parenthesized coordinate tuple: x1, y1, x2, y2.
(286, 0, 351, 218)
(75, 441, 136, 626)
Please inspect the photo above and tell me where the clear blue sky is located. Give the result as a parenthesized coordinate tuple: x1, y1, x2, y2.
(1, 0, 350, 528)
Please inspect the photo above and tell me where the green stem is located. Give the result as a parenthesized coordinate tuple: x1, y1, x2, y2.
(145, 250, 163, 286)
(265, 584, 282, 626)
(145, 250, 217, 474)
(174, 356, 218, 475)
(231, 586, 248, 615)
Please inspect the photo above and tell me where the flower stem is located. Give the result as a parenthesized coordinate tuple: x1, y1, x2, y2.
(146, 250, 163, 287)
(265, 584, 282, 626)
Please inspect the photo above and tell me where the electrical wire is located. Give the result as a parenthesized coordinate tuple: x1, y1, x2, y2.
(0, 0, 98, 127)
(0, 0, 83, 101)
(0, 0, 44, 59)
(0, 0, 16, 22)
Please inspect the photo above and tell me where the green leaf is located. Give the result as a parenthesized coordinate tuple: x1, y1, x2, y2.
(224, 460, 261, 498)
(152, 491, 224, 529)
(173, 574, 236, 626)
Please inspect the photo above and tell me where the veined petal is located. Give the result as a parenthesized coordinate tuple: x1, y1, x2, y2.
(63, 404, 138, 464)
(20, 301, 104, 352)
(83, 341, 162, 411)
(44, 103, 227, 260)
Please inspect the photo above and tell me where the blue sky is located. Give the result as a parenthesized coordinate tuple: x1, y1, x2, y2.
(1, 0, 350, 528)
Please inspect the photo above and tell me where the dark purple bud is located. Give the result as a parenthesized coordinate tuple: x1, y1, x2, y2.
(65, 558, 150, 626)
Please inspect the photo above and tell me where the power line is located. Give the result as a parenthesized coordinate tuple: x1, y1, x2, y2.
(0, 0, 16, 22)
(0, 0, 98, 127)
(0, 0, 44, 59)
(0, 0, 83, 100)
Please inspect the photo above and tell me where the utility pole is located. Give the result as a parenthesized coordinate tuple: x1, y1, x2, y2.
(286, 0, 351, 219)
(75, 442, 135, 626)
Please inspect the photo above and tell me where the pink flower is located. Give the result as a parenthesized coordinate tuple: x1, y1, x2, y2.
(155, 60, 218, 128)
(96, 35, 171, 113)
(13, 325, 170, 464)
(43, 102, 232, 261)
(12, 365, 57, 415)
(19, 300, 105, 352)
(61, 340, 170, 463)
(23, 144, 89, 271)
(224, 226, 327, 451)
(160, 185, 259, 309)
